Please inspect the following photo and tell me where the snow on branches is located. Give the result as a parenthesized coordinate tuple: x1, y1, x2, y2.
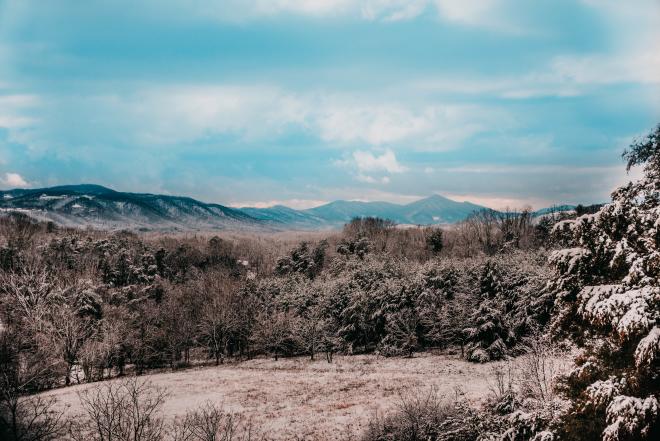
(578, 285, 658, 340)
(603, 395, 658, 441)
(549, 125, 660, 440)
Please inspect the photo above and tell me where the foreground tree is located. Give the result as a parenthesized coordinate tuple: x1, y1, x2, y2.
(0, 329, 64, 441)
(549, 124, 660, 440)
(69, 378, 168, 441)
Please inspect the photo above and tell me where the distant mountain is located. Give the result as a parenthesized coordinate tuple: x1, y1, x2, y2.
(0, 184, 261, 232)
(0, 183, 577, 231)
(298, 195, 487, 226)
(239, 205, 328, 229)
(399, 195, 486, 224)
(304, 200, 404, 224)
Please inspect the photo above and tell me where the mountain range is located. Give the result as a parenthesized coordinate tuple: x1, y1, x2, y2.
(0, 184, 573, 232)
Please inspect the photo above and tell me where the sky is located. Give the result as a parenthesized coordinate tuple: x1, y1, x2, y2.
(0, 0, 658, 210)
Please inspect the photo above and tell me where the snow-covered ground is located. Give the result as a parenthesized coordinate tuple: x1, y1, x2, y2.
(40, 352, 568, 440)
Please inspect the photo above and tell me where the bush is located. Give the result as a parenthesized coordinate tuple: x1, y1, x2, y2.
(361, 388, 481, 441)
(68, 377, 168, 441)
(171, 401, 262, 441)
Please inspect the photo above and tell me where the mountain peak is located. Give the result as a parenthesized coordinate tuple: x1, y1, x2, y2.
(421, 194, 451, 202)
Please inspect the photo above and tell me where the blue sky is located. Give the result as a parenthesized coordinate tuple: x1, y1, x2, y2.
(0, 0, 658, 209)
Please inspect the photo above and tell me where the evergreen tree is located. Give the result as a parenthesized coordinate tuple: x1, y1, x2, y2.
(550, 125, 660, 440)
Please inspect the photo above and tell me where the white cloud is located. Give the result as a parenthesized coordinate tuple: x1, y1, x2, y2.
(361, 0, 428, 22)
(317, 104, 430, 146)
(340, 149, 406, 185)
(316, 101, 501, 149)
(412, 47, 660, 100)
(129, 85, 308, 144)
(1, 172, 29, 188)
(353, 149, 406, 173)
(26, 85, 494, 153)
(252, 0, 356, 16)
(433, 0, 499, 26)
(356, 174, 377, 183)
(550, 50, 660, 87)
(0, 94, 39, 129)
(356, 173, 391, 184)
(166, 0, 515, 27)
(258, 0, 513, 27)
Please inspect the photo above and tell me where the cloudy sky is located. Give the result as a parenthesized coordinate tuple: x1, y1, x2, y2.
(0, 0, 658, 209)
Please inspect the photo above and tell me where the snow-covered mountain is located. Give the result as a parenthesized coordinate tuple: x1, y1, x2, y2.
(0, 184, 261, 232)
(297, 195, 486, 226)
(0, 184, 571, 231)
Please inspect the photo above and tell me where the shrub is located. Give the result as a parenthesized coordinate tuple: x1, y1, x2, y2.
(361, 388, 481, 441)
(69, 377, 168, 441)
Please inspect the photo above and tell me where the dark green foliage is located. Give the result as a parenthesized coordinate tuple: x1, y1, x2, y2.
(275, 240, 327, 279)
(464, 255, 549, 362)
(574, 204, 603, 216)
(479, 260, 502, 298)
(548, 124, 660, 440)
(622, 123, 660, 171)
(336, 236, 371, 259)
(425, 228, 444, 254)
(464, 305, 510, 362)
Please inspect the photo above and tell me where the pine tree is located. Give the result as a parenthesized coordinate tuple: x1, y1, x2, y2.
(550, 125, 660, 440)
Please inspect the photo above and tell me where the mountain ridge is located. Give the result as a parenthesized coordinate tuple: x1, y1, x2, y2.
(0, 184, 574, 231)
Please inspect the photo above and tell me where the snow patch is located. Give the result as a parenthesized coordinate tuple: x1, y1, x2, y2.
(39, 194, 66, 200)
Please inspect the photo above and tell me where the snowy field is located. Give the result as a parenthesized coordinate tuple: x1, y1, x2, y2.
(40, 352, 561, 440)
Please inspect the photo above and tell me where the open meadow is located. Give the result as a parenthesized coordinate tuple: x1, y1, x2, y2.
(41, 353, 565, 440)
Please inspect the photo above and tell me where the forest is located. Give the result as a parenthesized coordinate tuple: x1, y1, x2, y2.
(1, 125, 659, 440)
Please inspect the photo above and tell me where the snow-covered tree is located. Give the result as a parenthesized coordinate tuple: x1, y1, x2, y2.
(550, 125, 660, 440)
(275, 241, 327, 279)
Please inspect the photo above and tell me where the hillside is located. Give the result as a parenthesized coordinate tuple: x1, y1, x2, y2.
(0, 184, 261, 232)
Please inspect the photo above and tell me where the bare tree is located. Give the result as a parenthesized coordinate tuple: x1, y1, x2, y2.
(47, 306, 95, 385)
(0, 263, 57, 331)
(171, 402, 262, 441)
(518, 337, 561, 404)
(299, 314, 327, 361)
(198, 294, 240, 366)
(0, 394, 64, 441)
(0, 329, 64, 441)
(250, 311, 300, 361)
(496, 207, 534, 250)
(69, 377, 168, 441)
(0, 213, 40, 251)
